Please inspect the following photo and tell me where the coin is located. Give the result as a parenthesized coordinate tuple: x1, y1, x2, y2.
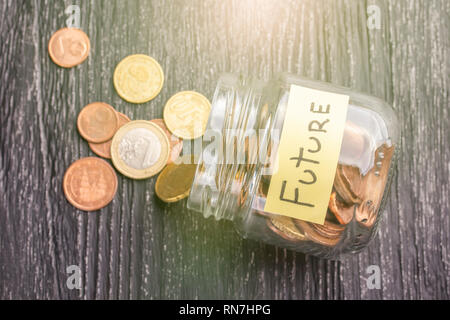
(267, 215, 306, 242)
(155, 155, 197, 203)
(333, 164, 362, 205)
(63, 157, 117, 211)
(150, 119, 183, 164)
(113, 54, 164, 104)
(77, 102, 119, 143)
(48, 28, 90, 68)
(328, 191, 354, 225)
(163, 91, 211, 139)
(355, 144, 394, 228)
(294, 220, 343, 247)
(309, 219, 345, 238)
(88, 112, 131, 159)
(110, 120, 170, 179)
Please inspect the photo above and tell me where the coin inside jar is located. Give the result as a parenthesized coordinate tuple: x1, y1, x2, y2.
(48, 28, 90, 68)
(63, 157, 118, 211)
(88, 112, 131, 159)
(77, 102, 119, 143)
(155, 155, 197, 203)
(163, 91, 211, 140)
(110, 120, 170, 179)
(355, 144, 394, 227)
(267, 215, 306, 242)
(113, 54, 164, 104)
(294, 220, 343, 247)
(150, 119, 183, 164)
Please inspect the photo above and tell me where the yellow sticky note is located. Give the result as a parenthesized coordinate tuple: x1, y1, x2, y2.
(264, 84, 349, 224)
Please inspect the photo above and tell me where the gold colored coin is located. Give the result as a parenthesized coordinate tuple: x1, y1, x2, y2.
(155, 155, 197, 203)
(48, 28, 90, 68)
(113, 54, 164, 104)
(110, 120, 170, 179)
(163, 91, 211, 139)
(77, 102, 119, 143)
(88, 112, 131, 159)
(267, 215, 307, 242)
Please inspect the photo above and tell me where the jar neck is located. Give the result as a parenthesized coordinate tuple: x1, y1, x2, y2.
(187, 74, 278, 221)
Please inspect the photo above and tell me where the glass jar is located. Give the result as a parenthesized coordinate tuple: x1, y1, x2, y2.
(187, 73, 399, 259)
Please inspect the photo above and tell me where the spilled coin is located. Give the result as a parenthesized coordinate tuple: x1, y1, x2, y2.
(63, 157, 117, 211)
(113, 54, 164, 104)
(48, 28, 90, 68)
(77, 102, 119, 143)
(89, 112, 131, 159)
(155, 155, 197, 203)
(111, 120, 169, 179)
(163, 91, 211, 139)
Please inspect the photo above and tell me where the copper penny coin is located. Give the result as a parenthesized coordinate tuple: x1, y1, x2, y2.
(77, 102, 119, 143)
(294, 220, 342, 247)
(150, 119, 183, 164)
(89, 112, 131, 159)
(48, 28, 90, 68)
(63, 157, 118, 211)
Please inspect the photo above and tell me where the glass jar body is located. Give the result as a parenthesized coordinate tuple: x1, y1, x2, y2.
(187, 73, 399, 259)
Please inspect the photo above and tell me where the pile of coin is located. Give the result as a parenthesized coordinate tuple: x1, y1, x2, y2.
(50, 28, 211, 211)
(259, 144, 395, 248)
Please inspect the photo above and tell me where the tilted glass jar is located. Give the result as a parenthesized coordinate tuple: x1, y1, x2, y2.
(187, 73, 399, 259)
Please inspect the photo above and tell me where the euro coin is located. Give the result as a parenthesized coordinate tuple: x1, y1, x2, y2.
(63, 157, 117, 211)
(267, 215, 306, 242)
(48, 28, 90, 68)
(89, 112, 131, 159)
(163, 91, 211, 139)
(113, 54, 164, 103)
(150, 119, 183, 164)
(294, 220, 343, 247)
(110, 120, 170, 179)
(77, 102, 119, 143)
(155, 155, 197, 203)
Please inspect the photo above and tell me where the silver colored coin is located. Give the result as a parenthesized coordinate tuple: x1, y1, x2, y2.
(118, 128, 162, 170)
(111, 120, 170, 179)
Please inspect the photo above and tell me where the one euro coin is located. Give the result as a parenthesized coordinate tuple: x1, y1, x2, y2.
(111, 120, 169, 179)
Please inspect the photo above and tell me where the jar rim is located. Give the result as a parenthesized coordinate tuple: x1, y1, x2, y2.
(187, 74, 273, 221)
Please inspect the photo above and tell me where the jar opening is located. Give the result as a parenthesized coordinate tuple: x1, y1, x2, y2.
(187, 74, 276, 221)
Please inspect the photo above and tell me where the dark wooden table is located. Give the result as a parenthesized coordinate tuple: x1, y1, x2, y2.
(1, 0, 449, 300)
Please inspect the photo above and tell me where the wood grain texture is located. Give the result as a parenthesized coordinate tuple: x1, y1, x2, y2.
(0, 0, 448, 300)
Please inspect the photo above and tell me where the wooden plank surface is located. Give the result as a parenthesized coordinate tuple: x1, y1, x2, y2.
(0, 0, 448, 300)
